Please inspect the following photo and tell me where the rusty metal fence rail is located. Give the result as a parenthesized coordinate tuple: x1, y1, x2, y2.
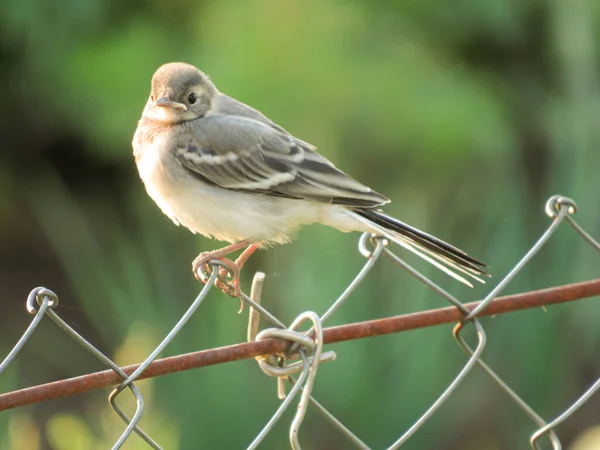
(1, 194, 600, 449)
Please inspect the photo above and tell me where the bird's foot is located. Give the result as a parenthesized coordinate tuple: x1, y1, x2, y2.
(192, 243, 259, 311)
(193, 253, 241, 298)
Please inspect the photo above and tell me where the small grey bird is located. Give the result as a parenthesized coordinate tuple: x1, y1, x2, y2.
(133, 62, 488, 296)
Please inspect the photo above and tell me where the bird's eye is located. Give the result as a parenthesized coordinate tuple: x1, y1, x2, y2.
(150, 93, 154, 101)
(187, 92, 198, 104)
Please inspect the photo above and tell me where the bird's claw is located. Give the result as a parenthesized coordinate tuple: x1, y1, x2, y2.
(192, 254, 243, 302)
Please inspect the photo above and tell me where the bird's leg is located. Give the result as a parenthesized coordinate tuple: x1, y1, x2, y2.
(208, 243, 260, 310)
(224, 243, 260, 304)
(192, 241, 260, 299)
(234, 243, 259, 270)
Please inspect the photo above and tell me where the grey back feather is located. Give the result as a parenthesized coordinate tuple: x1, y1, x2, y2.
(172, 96, 389, 207)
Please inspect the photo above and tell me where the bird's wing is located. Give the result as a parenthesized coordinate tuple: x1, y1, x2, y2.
(173, 114, 389, 207)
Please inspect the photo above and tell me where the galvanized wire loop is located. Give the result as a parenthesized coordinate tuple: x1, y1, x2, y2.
(26, 286, 59, 313)
(545, 195, 578, 218)
(249, 306, 329, 449)
(358, 233, 387, 259)
(244, 310, 330, 449)
(254, 314, 335, 379)
(246, 274, 361, 448)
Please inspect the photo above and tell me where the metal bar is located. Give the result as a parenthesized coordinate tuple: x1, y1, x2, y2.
(1, 278, 598, 412)
(324, 278, 600, 344)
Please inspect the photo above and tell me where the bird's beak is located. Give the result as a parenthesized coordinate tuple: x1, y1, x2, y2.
(154, 97, 187, 112)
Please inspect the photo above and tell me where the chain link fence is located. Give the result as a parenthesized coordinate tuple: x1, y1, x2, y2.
(1, 194, 600, 449)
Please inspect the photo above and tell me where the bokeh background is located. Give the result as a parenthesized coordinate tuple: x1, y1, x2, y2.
(1, 0, 600, 449)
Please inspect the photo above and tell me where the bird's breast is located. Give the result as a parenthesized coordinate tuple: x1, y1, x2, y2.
(133, 129, 184, 226)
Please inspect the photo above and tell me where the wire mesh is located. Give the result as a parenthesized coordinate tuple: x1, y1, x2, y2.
(1, 194, 599, 449)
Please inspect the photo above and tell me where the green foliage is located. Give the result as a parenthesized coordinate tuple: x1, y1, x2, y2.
(1, 0, 599, 449)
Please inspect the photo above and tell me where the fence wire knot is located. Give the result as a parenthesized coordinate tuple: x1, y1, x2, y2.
(254, 327, 336, 380)
(26, 287, 59, 313)
(545, 194, 578, 217)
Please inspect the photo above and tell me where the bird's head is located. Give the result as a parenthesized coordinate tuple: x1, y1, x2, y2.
(143, 62, 217, 124)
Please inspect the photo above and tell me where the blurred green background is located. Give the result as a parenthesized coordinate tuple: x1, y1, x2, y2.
(1, 0, 599, 449)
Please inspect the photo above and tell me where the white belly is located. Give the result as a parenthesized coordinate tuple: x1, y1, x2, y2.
(134, 134, 363, 244)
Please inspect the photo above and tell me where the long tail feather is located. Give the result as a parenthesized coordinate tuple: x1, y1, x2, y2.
(351, 208, 489, 286)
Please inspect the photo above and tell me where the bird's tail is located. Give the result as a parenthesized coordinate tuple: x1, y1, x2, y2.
(351, 208, 489, 287)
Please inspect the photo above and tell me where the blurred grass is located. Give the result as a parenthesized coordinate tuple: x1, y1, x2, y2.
(1, 0, 599, 449)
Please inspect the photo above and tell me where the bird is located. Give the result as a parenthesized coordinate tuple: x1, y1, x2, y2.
(133, 62, 488, 297)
